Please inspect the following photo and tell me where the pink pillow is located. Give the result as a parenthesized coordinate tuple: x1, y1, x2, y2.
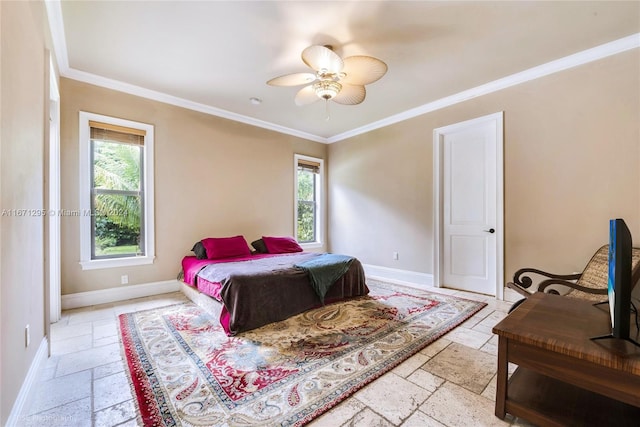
(262, 236, 303, 254)
(201, 236, 251, 259)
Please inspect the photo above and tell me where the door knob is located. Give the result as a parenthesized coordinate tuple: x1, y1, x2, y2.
(484, 228, 495, 233)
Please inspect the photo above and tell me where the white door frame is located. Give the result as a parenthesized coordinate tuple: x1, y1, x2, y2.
(433, 112, 504, 299)
(49, 56, 61, 323)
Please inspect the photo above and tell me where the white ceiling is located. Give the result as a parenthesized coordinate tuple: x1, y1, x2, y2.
(48, 1, 640, 143)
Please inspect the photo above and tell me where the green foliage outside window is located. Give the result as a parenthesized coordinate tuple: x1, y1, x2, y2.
(93, 140, 143, 256)
(297, 169, 316, 242)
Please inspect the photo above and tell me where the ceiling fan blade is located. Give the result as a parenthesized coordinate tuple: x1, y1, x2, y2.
(294, 85, 320, 106)
(341, 56, 388, 86)
(302, 45, 344, 74)
(333, 84, 366, 105)
(267, 72, 317, 87)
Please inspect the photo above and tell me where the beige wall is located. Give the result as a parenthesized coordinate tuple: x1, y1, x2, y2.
(0, 1, 50, 423)
(328, 49, 640, 283)
(62, 49, 639, 294)
(60, 79, 326, 295)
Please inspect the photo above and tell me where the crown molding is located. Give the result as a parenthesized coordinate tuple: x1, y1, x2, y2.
(62, 68, 327, 143)
(44, 1, 327, 144)
(328, 33, 640, 143)
(44, 0, 69, 74)
(44, 2, 638, 145)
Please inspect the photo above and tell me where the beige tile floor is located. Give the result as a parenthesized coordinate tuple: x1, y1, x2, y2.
(20, 286, 531, 427)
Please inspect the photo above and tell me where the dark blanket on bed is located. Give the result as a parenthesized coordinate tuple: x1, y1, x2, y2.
(294, 253, 354, 304)
(197, 252, 318, 284)
(195, 253, 368, 335)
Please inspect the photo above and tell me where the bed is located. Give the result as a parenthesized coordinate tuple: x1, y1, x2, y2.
(181, 251, 369, 336)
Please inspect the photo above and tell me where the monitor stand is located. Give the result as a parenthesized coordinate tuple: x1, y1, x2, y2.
(590, 333, 640, 347)
(590, 301, 640, 347)
(589, 301, 640, 347)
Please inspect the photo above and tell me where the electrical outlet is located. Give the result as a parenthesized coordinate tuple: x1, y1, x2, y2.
(121, 275, 129, 285)
(393, 251, 399, 260)
(25, 324, 30, 348)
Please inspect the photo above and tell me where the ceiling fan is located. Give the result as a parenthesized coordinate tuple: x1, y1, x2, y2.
(267, 45, 388, 106)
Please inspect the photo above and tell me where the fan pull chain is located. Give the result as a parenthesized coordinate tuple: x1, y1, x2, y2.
(325, 100, 331, 121)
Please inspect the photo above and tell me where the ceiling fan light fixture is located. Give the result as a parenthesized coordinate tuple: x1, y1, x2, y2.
(269, 44, 387, 108)
(314, 80, 342, 100)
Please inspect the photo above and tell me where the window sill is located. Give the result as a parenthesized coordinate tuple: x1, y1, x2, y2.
(80, 255, 155, 271)
(300, 242, 323, 250)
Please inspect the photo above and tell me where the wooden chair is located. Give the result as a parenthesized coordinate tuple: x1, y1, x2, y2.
(507, 245, 640, 306)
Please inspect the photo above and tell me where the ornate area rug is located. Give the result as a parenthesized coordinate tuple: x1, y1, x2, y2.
(119, 280, 486, 426)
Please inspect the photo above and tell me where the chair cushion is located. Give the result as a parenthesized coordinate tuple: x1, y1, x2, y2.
(568, 245, 640, 300)
(565, 289, 608, 302)
(574, 245, 609, 290)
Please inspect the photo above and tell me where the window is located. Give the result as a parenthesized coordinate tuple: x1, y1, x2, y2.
(294, 154, 323, 247)
(79, 112, 155, 270)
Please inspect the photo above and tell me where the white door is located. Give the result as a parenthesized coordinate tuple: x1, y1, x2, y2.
(433, 112, 503, 297)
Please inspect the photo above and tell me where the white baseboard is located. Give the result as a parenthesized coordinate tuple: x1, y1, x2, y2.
(6, 337, 48, 427)
(61, 279, 181, 309)
(363, 264, 434, 290)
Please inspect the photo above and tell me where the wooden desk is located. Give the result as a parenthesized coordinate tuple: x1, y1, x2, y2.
(492, 292, 640, 426)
